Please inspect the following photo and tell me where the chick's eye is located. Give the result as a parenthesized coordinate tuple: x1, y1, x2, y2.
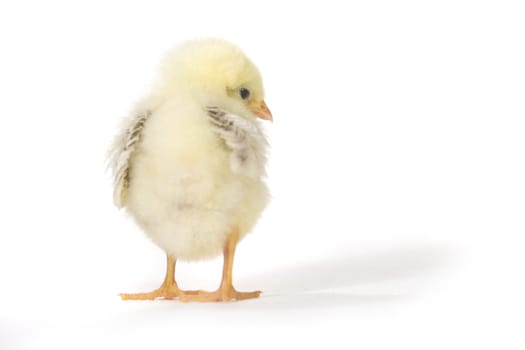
(239, 88, 251, 100)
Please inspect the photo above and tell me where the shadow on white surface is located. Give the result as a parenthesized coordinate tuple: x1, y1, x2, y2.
(246, 241, 454, 297)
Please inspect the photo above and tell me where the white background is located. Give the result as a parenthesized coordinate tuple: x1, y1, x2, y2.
(0, 0, 524, 349)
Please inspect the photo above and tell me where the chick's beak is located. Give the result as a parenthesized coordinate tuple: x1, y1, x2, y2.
(250, 101, 273, 122)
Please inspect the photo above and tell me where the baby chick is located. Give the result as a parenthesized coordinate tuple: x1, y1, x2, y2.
(108, 38, 272, 302)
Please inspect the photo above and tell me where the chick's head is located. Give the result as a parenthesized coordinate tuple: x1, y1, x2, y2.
(155, 38, 272, 121)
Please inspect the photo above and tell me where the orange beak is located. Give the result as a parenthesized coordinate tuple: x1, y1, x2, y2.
(249, 100, 273, 122)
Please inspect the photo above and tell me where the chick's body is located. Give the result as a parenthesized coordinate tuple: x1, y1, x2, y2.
(110, 39, 272, 301)
(126, 94, 268, 260)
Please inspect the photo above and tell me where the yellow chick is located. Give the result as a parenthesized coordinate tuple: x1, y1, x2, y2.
(108, 38, 272, 302)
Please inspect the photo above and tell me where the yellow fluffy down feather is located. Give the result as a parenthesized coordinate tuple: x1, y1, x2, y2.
(109, 38, 271, 261)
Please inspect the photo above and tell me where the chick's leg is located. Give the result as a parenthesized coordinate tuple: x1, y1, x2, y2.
(120, 255, 182, 300)
(180, 228, 261, 302)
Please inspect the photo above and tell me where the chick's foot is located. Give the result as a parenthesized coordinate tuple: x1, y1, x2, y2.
(180, 287, 261, 302)
(120, 284, 183, 300)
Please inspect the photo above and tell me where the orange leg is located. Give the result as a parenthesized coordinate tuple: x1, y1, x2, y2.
(180, 228, 261, 302)
(120, 255, 182, 300)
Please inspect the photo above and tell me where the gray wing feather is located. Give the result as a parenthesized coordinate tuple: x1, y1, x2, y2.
(108, 109, 152, 208)
(206, 106, 268, 178)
